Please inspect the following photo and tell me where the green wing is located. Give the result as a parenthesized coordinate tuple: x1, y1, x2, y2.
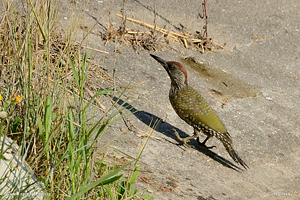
(170, 86, 228, 134)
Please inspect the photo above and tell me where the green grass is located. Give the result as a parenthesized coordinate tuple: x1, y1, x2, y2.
(0, 0, 153, 199)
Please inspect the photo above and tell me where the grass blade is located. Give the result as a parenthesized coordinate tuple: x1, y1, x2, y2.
(66, 163, 130, 199)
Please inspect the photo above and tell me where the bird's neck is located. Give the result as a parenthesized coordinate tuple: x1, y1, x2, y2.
(170, 82, 188, 95)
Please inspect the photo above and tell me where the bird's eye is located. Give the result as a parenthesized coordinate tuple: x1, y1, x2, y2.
(168, 64, 175, 70)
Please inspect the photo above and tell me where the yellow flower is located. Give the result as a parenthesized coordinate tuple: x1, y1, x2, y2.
(0, 95, 2, 101)
(14, 94, 24, 102)
(15, 96, 20, 102)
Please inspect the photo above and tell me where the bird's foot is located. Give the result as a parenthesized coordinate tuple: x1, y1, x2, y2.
(198, 142, 216, 149)
(197, 137, 216, 149)
(172, 129, 193, 148)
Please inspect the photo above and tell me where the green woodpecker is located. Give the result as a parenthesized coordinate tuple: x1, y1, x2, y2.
(150, 54, 248, 169)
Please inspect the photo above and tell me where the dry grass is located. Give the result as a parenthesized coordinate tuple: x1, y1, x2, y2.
(101, 13, 224, 53)
(0, 1, 152, 199)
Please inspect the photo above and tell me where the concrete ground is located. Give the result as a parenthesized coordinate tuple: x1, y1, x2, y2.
(58, 0, 300, 199)
(5, 0, 298, 199)
(0, 137, 45, 199)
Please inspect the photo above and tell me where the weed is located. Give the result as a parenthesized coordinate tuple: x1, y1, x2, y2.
(0, 0, 152, 199)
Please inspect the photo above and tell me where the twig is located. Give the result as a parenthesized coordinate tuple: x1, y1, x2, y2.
(203, 0, 208, 40)
(85, 87, 106, 110)
(80, 45, 109, 54)
(115, 14, 188, 39)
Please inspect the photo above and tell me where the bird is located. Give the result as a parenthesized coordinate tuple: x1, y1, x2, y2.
(150, 54, 248, 169)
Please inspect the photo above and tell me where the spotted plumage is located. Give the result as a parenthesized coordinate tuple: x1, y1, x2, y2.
(150, 54, 248, 169)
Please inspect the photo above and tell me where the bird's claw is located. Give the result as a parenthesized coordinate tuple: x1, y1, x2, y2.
(182, 142, 192, 148)
(199, 143, 216, 149)
(197, 137, 216, 149)
(172, 129, 192, 148)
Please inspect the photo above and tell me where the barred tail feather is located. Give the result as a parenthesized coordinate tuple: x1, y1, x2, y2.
(222, 141, 249, 169)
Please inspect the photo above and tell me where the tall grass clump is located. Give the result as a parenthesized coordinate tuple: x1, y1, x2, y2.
(0, 0, 153, 199)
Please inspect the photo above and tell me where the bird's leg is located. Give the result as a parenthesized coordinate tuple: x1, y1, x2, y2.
(197, 135, 216, 149)
(172, 128, 200, 148)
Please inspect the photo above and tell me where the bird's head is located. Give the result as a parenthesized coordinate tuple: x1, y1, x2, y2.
(150, 54, 188, 89)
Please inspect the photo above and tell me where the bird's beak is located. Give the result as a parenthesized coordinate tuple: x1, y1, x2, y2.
(150, 54, 167, 67)
(150, 54, 172, 78)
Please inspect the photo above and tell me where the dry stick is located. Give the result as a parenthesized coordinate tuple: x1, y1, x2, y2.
(115, 14, 188, 40)
(85, 87, 106, 110)
(127, 30, 151, 34)
(80, 45, 109, 54)
(203, 0, 208, 41)
(115, 13, 209, 49)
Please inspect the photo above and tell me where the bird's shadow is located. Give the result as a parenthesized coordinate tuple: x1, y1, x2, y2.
(113, 97, 244, 171)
